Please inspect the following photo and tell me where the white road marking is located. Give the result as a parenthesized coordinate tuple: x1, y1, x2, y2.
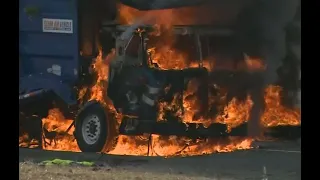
(257, 149, 301, 153)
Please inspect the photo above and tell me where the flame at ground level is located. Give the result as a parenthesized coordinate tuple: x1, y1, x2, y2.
(109, 136, 253, 157)
(18, 108, 253, 156)
(19, 83, 299, 156)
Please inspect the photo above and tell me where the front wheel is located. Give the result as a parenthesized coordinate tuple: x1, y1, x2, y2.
(75, 101, 117, 152)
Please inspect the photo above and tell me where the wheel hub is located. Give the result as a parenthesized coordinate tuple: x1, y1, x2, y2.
(89, 121, 98, 135)
(82, 115, 101, 145)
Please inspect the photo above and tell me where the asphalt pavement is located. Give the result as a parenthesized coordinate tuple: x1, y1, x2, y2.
(19, 141, 301, 180)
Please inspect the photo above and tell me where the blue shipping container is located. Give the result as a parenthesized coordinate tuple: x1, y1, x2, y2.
(19, 0, 79, 104)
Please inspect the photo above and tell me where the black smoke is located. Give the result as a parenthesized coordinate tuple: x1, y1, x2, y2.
(235, 0, 300, 137)
(236, 0, 300, 85)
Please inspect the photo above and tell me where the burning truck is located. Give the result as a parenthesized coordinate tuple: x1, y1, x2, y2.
(19, 0, 301, 155)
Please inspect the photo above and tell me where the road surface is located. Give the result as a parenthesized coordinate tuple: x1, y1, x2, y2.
(19, 141, 301, 180)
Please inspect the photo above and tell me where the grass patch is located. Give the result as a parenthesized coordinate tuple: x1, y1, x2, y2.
(39, 159, 94, 166)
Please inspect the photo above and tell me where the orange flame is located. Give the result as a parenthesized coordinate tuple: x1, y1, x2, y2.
(158, 79, 253, 132)
(42, 108, 80, 152)
(109, 135, 253, 157)
(261, 85, 301, 127)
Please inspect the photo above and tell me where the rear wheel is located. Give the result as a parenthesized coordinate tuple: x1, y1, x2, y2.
(75, 101, 118, 152)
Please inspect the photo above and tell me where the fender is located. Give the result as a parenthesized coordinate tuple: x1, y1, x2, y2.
(78, 100, 102, 111)
(74, 100, 106, 127)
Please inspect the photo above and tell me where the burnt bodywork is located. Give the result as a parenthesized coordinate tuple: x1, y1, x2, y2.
(105, 26, 249, 138)
(109, 66, 216, 138)
(104, 24, 300, 139)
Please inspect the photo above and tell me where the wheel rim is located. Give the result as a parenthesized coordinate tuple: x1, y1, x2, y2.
(81, 115, 101, 145)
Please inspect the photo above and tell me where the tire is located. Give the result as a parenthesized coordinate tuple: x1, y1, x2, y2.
(75, 101, 118, 152)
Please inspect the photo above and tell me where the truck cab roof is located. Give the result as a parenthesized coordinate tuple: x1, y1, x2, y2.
(119, 0, 210, 10)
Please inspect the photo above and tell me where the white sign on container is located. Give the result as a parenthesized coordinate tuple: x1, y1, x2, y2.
(42, 18, 73, 34)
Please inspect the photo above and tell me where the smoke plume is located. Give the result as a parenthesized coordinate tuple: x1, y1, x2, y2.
(235, 0, 300, 137)
(120, 0, 171, 41)
(236, 0, 300, 85)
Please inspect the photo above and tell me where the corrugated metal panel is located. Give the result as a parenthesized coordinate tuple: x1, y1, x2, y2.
(19, 0, 79, 81)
